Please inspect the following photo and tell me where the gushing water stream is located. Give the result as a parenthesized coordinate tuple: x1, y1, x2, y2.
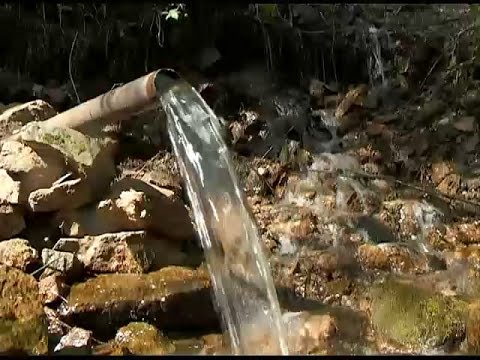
(158, 78, 288, 355)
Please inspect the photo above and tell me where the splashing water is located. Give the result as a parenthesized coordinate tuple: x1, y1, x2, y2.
(159, 80, 288, 355)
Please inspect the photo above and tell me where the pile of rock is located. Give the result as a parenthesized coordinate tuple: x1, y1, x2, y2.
(0, 100, 217, 355)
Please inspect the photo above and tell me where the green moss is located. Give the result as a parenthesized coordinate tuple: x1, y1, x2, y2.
(0, 318, 47, 355)
(370, 279, 467, 350)
(115, 322, 175, 355)
(0, 266, 47, 354)
(67, 266, 210, 308)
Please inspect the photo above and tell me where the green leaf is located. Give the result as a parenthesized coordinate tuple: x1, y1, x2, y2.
(166, 8, 179, 20)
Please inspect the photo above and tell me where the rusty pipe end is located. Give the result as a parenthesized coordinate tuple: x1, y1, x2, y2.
(154, 68, 183, 97)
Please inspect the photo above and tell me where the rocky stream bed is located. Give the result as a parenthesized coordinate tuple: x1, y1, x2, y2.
(2, 71, 480, 355)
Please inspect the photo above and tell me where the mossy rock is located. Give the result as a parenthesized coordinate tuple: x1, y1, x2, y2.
(59, 266, 218, 339)
(15, 121, 116, 197)
(114, 322, 175, 355)
(0, 265, 47, 355)
(370, 278, 467, 351)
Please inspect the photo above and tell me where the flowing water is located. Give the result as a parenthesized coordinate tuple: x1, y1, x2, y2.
(158, 80, 288, 355)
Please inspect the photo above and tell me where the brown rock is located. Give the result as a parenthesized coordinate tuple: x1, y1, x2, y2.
(0, 100, 56, 125)
(0, 238, 39, 272)
(335, 84, 368, 119)
(269, 209, 318, 241)
(200, 334, 229, 355)
(431, 160, 456, 185)
(28, 177, 93, 212)
(57, 178, 194, 241)
(13, 122, 117, 199)
(0, 140, 67, 201)
(437, 174, 461, 196)
(58, 266, 218, 339)
(76, 231, 187, 274)
(0, 265, 48, 354)
(446, 221, 480, 245)
(53, 238, 80, 253)
(0, 204, 25, 240)
(376, 200, 444, 243)
(39, 274, 68, 305)
(284, 311, 337, 355)
(41, 249, 82, 277)
(357, 243, 429, 274)
(0, 169, 21, 204)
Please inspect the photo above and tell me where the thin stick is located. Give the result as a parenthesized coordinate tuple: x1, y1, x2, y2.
(69, 31, 81, 104)
(312, 168, 480, 210)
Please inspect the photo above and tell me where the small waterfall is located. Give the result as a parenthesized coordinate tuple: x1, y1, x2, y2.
(367, 26, 388, 87)
(158, 80, 288, 355)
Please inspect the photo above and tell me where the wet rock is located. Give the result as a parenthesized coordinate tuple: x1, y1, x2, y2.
(376, 199, 444, 243)
(0, 238, 39, 272)
(28, 177, 93, 212)
(57, 178, 194, 241)
(54, 327, 93, 354)
(369, 278, 467, 351)
(39, 274, 68, 305)
(41, 248, 82, 277)
(76, 231, 187, 274)
(284, 312, 337, 355)
(0, 265, 47, 354)
(445, 221, 480, 246)
(268, 209, 318, 242)
(59, 266, 218, 339)
(0, 169, 20, 204)
(0, 100, 56, 125)
(0, 140, 67, 201)
(0, 204, 25, 240)
(357, 243, 429, 274)
(114, 322, 175, 355)
(199, 334, 229, 355)
(14, 121, 117, 198)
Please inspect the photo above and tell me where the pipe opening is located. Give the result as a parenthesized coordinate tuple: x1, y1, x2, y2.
(154, 68, 183, 97)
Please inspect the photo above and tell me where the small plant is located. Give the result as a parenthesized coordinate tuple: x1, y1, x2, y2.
(161, 3, 187, 21)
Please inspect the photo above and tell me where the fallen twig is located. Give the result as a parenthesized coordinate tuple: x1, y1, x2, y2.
(344, 169, 480, 210)
(68, 31, 81, 104)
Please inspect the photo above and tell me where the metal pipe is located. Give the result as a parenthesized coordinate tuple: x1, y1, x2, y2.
(39, 69, 182, 131)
